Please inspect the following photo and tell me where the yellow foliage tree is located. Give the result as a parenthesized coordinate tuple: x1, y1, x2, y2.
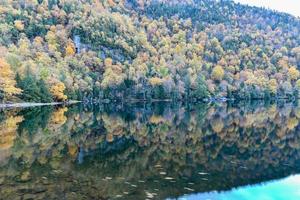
(14, 20, 24, 31)
(149, 77, 163, 86)
(211, 118, 224, 133)
(0, 58, 22, 99)
(287, 117, 298, 130)
(65, 41, 75, 56)
(104, 58, 113, 67)
(45, 30, 58, 53)
(50, 82, 67, 101)
(149, 115, 165, 124)
(288, 66, 300, 81)
(269, 79, 278, 94)
(101, 63, 125, 89)
(33, 36, 44, 47)
(211, 65, 224, 81)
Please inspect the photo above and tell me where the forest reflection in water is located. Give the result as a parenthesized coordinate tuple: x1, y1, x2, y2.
(0, 101, 300, 200)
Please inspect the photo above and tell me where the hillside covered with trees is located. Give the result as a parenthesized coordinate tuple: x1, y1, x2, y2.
(1, 0, 300, 103)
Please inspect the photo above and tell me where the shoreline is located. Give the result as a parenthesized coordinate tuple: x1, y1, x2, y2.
(0, 101, 81, 109)
(0, 97, 296, 109)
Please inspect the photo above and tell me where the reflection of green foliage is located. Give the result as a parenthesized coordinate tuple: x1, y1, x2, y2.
(18, 106, 53, 135)
(0, 111, 5, 123)
(1, 102, 300, 199)
(159, 123, 169, 133)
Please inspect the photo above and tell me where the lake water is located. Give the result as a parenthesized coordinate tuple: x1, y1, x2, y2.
(0, 102, 300, 200)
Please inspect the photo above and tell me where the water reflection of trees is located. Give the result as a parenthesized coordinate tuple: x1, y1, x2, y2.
(1, 102, 300, 199)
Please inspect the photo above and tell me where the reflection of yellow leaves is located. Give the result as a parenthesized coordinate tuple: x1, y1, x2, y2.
(74, 114, 80, 121)
(0, 116, 23, 150)
(102, 114, 125, 137)
(211, 118, 224, 133)
(253, 112, 268, 127)
(20, 171, 30, 181)
(276, 128, 286, 139)
(0, 148, 11, 165)
(106, 134, 114, 142)
(267, 105, 277, 120)
(134, 125, 148, 137)
(2, 101, 300, 181)
(37, 155, 48, 165)
(295, 107, 300, 119)
(287, 117, 298, 130)
(289, 140, 300, 149)
(241, 114, 255, 128)
(50, 158, 61, 169)
(149, 115, 165, 124)
(5, 116, 23, 128)
(50, 108, 68, 125)
(68, 144, 78, 158)
(113, 128, 124, 136)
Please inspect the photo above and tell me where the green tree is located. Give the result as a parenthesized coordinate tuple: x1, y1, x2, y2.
(191, 75, 210, 99)
(38, 79, 53, 102)
(16, 71, 53, 102)
(16, 72, 41, 102)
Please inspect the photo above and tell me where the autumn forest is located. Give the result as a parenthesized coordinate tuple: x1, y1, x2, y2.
(1, 0, 300, 103)
(2, 1, 300, 199)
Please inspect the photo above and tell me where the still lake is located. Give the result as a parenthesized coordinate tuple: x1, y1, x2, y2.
(0, 102, 300, 200)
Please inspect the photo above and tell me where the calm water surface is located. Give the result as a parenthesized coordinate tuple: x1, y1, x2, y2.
(0, 102, 300, 200)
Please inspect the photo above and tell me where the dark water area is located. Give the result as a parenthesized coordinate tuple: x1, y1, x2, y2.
(0, 102, 300, 200)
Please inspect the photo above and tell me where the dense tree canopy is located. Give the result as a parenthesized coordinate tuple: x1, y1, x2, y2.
(1, 0, 300, 102)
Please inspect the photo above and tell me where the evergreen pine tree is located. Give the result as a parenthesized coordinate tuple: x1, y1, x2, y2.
(38, 79, 53, 103)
